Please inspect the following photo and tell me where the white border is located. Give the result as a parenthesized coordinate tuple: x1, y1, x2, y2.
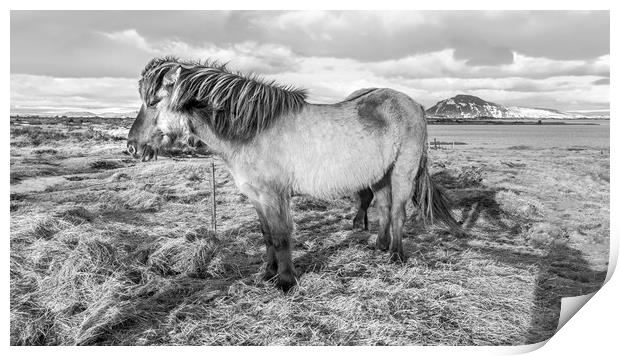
(3, 0, 617, 10)
(4, 1, 617, 355)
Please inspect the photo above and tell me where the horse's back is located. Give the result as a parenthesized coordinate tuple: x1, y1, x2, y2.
(343, 88, 379, 102)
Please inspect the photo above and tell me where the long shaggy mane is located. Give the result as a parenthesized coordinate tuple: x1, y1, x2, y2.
(139, 57, 308, 141)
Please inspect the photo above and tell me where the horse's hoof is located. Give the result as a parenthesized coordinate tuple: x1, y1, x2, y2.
(389, 251, 406, 263)
(263, 261, 278, 281)
(263, 269, 277, 282)
(276, 273, 297, 293)
(352, 218, 365, 231)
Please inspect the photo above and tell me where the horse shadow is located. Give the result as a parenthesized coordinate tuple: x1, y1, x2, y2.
(427, 169, 606, 344)
(294, 229, 371, 275)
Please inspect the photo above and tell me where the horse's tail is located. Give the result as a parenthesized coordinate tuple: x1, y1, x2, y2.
(412, 153, 464, 236)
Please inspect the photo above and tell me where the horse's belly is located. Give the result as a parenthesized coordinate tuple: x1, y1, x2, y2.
(288, 134, 394, 198)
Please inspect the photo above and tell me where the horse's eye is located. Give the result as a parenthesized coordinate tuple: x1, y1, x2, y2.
(148, 98, 161, 108)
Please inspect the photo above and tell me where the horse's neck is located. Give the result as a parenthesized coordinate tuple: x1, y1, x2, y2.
(189, 115, 238, 159)
(187, 109, 303, 166)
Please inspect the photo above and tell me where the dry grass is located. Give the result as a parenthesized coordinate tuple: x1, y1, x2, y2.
(10, 118, 609, 345)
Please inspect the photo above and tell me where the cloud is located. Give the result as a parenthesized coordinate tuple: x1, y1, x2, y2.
(9, 11, 610, 112)
(453, 42, 514, 66)
(593, 77, 610, 85)
(89, 29, 303, 75)
(158, 41, 301, 74)
(248, 10, 609, 62)
(254, 10, 433, 41)
(11, 10, 609, 77)
(100, 29, 152, 51)
(10, 75, 139, 113)
(369, 51, 609, 80)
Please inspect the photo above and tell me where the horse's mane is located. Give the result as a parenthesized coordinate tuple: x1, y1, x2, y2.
(139, 57, 308, 141)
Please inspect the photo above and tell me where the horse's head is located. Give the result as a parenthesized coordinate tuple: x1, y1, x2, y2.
(128, 56, 308, 159)
(127, 61, 191, 161)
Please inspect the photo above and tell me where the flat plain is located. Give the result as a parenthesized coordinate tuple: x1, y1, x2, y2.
(9, 117, 609, 345)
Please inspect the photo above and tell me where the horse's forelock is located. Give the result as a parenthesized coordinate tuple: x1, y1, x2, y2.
(138, 58, 182, 104)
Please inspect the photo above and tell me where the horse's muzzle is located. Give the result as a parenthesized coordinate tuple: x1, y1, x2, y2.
(126, 142, 157, 162)
(140, 145, 158, 162)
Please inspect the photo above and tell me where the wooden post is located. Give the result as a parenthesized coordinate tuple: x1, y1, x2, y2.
(434, 138, 438, 150)
(211, 161, 217, 235)
(452, 141, 455, 150)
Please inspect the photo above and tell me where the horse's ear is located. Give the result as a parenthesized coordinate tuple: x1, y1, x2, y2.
(163, 66, 181, 87)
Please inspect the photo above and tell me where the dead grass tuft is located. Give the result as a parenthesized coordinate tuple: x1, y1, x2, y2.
(148, 235, 222, 278)
(508, 145, 532, 150)
(108, 172, 131, 182)
(90, 160, 122, 170)
(28, 217, 75, 240)
(33, 148, 59, 155)
(56, 206, 97, 224)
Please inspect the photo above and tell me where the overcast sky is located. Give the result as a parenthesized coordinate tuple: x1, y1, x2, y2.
(10, 10, 609, 114)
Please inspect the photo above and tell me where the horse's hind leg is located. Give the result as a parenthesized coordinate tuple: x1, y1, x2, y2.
(353, 188, 373, 231)
(389, 156, 421, 262)
(372, 179, 392, 251)
(388, 190, 408, 262)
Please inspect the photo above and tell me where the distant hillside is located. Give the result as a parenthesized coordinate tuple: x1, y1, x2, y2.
(10, 110, 138, 119)
(565, 110, 610, 119)
(61, 111, 139, 119)
(426, 95, 583, 119)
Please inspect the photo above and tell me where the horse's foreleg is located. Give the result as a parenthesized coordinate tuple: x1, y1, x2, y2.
(372, 182, 392, 251)
(264, 195, 296, 292)
(251, 187, 296, 292)
(251, 204, 278, 281)
(353, 188, 373, 231)
(263, 236, 278, 282)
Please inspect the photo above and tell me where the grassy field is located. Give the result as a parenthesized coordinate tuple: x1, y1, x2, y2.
(10, 117, 609, 345)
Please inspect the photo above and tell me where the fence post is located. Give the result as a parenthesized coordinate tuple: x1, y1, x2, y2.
(211, 161, 217, 235)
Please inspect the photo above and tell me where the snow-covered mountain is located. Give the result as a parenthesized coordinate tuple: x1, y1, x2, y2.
(426, 95, 580, 119)
(426, 95, 509, 118)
